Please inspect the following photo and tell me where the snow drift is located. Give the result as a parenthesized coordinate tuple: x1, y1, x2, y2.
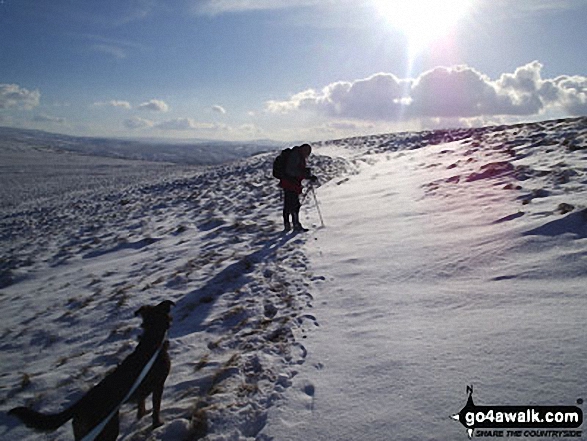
(1, 117, 586, 440)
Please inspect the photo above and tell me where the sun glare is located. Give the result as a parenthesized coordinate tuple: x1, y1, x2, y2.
(373, 0, 471, 55)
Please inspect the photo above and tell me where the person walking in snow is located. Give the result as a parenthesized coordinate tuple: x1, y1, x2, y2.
(279, 143, 317, 232)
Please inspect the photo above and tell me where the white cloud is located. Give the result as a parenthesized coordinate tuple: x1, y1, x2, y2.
(266, 74, 409, 120)
(138, 99, 170, 112)
(156, 118, 198, 130)
(192, 0, 582, 17)
(114, 0, 158, 25)
(407, 63, 548, 118)
(328, 73, 410, 119)
(492, 61, 545, 115)
(48, 0, 159, 28)
(266, 61, 587, 122)
(238, 123, 263, 136)
(94, 100, 132, 109)
(155, 118, 221, 131)
(409, 65, 497, 117)
(124, 116, 154, 129)
(545, 75, 587, 115)
(212, 105, 227, 114)
(91, 44, 127, 59)
(0, 84, 41, 110)
(77, 34, 147, 60)
(192, 0, 321, 16)
(267, 74, 410, 120)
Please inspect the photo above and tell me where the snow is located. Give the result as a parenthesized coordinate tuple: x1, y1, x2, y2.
(262, 118, 587, 440)
(0, 126, 281, 168)
(1, 117, 586, 440)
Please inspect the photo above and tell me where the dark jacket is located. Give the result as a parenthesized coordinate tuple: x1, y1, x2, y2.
(279, 146, 308, 194)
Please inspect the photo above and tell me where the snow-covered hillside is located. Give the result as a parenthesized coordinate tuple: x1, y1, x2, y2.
(0, 126, 280, 167)
(1, 117, 586, 440)
(263, 116, 587, 440)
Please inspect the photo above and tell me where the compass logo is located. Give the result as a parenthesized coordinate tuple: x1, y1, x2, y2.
(451, 386, 583, 439)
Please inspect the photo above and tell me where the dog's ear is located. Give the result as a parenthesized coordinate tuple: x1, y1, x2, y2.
(156, 300, 175, 313)
(136, 300, 174, 317)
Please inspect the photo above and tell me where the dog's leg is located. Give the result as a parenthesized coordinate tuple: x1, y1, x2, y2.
(102, 412, 120, 441)
(151, 384, 164, 428)
(73, 416, 88, 441)
(137, 398, 146, 420)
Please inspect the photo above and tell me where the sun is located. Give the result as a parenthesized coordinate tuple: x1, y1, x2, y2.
(373, 0, 471, 55)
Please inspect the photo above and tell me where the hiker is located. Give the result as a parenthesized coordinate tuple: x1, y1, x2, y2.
(278, 143, 317, 232)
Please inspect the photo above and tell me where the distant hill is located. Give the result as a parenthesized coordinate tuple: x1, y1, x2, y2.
(0, 126, 282, 165)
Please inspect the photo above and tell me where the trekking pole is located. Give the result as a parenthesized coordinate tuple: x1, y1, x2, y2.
(310, 184, 325, 228)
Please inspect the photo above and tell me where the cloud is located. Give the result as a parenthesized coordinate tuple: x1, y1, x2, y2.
(113, 0, 158, 25)
(192, 0, 583, 17)
(0, 84, 41, 110)
(155, 118, 222, 131)
(30, 0, 159, 28)
(94, 100, 132, 109)
(212, 105, 227, 114)
(496, 0, 584, 14)
(192, 0, 321, 16)
(266, 74, 409, 120)
(124, 116, 154, 129)
(91, 44, 128, 59)
(491, 61, 586, 116)
(266, 61, 587, 122)
(138, 99, 170, 112)
(409, 65, 497, 117)
(79, 34, 146, 60)
(407, 64, 548, 118)
(543, 75, 587, 115)
(329, 73, 410, 119)
(33, 114, 66, 124)
(238, 123, 262, 134)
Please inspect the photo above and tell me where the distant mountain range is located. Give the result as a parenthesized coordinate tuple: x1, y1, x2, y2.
(0, 126, 283, 165)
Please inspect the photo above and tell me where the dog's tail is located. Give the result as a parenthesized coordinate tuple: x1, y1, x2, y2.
(8, 405, 75, 432)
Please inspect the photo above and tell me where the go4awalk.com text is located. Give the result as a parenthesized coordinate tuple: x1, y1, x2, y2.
(475, 430, 582, 438)
(451, 386, 583, 438)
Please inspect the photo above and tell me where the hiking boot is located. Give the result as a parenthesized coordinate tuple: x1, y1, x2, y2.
(293, 223, 309, 232)
(291, 213, 307, 232)
(283, 223, 292, 232)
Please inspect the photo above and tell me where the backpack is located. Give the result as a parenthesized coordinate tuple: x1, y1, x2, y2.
(272, 148, 293, 179)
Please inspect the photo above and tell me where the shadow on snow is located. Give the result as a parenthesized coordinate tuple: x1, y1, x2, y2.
(169, 232, 295, 339)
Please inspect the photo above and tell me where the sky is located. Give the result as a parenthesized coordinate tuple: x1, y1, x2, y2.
(0, 0, 586, 142)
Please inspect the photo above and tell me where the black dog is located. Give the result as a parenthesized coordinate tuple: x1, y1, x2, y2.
(9, 300, 174, 440)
